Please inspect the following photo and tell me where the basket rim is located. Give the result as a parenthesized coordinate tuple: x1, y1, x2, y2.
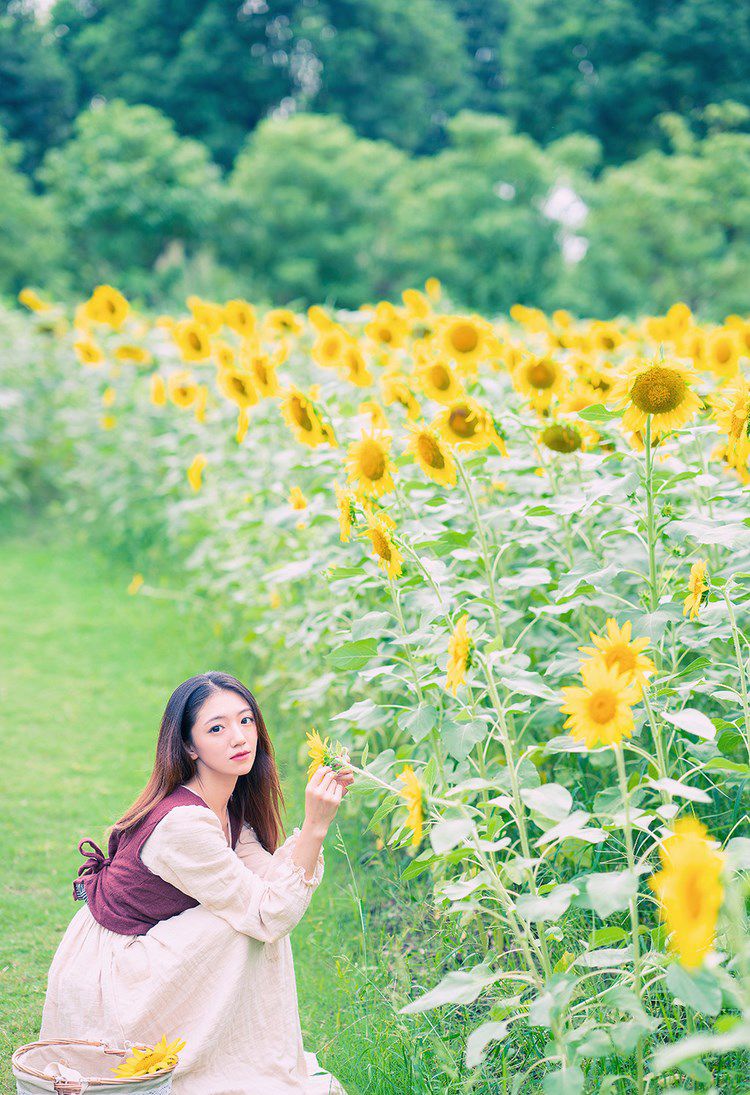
(12, 1039, 177, 1084)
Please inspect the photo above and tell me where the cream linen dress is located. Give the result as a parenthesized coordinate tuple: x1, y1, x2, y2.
(38, 804, 347, 1095)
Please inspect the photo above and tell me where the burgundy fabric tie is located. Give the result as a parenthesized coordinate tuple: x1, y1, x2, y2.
(77, 838, 111, 877)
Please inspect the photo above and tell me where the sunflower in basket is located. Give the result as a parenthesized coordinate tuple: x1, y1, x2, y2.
(111, 1034, 186, 1078)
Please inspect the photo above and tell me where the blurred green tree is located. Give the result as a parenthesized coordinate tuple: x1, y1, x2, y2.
(38, 99, 223, 298)
(0, 4, 75, 172)
(559, 121, 750, 319)
(220, 112, 405, 307)
(50, 0, 473, 164)
(382, 112, 563, 312)
(501, 0, 750, 164)
(0, 127, 65, 296)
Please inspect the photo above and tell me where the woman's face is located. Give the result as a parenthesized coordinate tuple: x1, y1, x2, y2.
(188, 689, 259, 775)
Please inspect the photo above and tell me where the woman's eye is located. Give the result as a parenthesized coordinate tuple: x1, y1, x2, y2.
(209, 726, 222, 734)
(242, 716, 255, 725)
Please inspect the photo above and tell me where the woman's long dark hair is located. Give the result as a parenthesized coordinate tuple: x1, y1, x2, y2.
(109, 671, 286, 853)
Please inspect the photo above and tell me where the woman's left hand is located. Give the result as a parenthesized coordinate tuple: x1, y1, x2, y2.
(332, 760, 355, 798)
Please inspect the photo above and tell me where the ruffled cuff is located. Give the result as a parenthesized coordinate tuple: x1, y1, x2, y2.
(276, 826, 325, 888)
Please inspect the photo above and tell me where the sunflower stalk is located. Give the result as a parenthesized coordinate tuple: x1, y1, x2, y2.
(479, 651, 555, 982)
(722, 582, 750, 765)
(643, 415, 659, 613)
(455, 453, 504, 640)
(640, 684, 671, 795)
(614, 743, 646, 1095)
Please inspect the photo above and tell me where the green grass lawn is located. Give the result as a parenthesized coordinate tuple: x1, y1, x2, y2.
(0, 510, 380, 1092)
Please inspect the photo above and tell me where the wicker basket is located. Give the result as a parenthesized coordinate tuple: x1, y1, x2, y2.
(11, 1039, 177, 1094)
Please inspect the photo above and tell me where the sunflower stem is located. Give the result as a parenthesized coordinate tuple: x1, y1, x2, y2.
(455, 453, 504, 641)
(614, 743, 645, 1095)
(640, 684, 671, 795)
(643, 415, 659, 613)
(479, 652, 555, 982)
(387, 573, 424, 704)
(722, 583, 750, 765)
(387, 572, 449, 782)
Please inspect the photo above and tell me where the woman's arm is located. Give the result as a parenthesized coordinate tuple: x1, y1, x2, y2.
(141, 805, 324, 944)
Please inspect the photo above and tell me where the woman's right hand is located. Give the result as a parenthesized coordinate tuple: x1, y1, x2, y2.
(304, 763, 354, 835)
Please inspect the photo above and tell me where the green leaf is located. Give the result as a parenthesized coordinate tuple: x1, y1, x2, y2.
(517, 883, 578, 923)
(442, 717, 487, 760)
(350, 611, 393, 640)
(520, 783, 572, 821)
(399, 703, 437, 743)
(398, 963, 499, 1014)
(465, 1021, 509, 1068)
(430, 817, 474, 854)
(578, 403, 619, 422)
(327, 638, 378, 671)
(585, 870, 637, 918)
(666, 963, 723, 1016)
(401, 852, 435, 882)
(589, 927, 627, 949)
(542, 1066, 585, 1094)
(662, 708, 716, 740)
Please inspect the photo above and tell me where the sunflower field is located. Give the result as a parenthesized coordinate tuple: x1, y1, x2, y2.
(5, 282, 750, 1093)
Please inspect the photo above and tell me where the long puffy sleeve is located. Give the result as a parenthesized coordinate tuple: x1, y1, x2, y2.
(139, 805, 324, 944)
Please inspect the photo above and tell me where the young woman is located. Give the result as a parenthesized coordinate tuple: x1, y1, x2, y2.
(39, 670, 354, 1094)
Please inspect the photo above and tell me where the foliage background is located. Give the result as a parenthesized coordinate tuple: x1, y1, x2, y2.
(2, 0, 750, 317)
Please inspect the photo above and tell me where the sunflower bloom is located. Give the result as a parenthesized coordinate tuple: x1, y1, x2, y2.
(145, 372, 166, 411)
(279, 385, 328, 447)
(115, 343, 152, 365)
(360, 509, 403, 579)
(111, 1034, 186, 1078)
(346, 429, 397, 498)
(173, 319, 211, 362)
(334, 481, 357, 543)
(405, 421, 457, 486)
(264, 307, 303, 339)
(415, 357, 465, 405)
(432, 397, 495, 452)
(18, 287, 50, 312)
(649, 817, 724, 969)
(217, 367, 259, 409)
(312, 325, 350, 371)
(513, 354, 568, 412)
(578, 618, 656, 696)
(683, 559, 709, 621)
(559, 659, 641, 749)
(438, 313, 495, 375)
(236, 408, 250, 444)
(289, 485, 307, 510)
(706, 328, 740, 379)
(396, 765, 425, 847)
(168, 370, 198, 409)
(83, 285, 129, 329)
(187, 296, 224, 334)
(364, 301, 410, 350)
(242, 347, 283, 398)
(380, 372, 422, 421)
(306, 728, 330, 780)
(224, 299, 257, 338)
(711, 374, 750, 471)
(336, 343, 373, 387)
(74, 339, 104, 366)
(187, 453, 207, 492)
(128, 573, 144, 595)
(608, 359, 702, 438)
(445, 613, 473, 695)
